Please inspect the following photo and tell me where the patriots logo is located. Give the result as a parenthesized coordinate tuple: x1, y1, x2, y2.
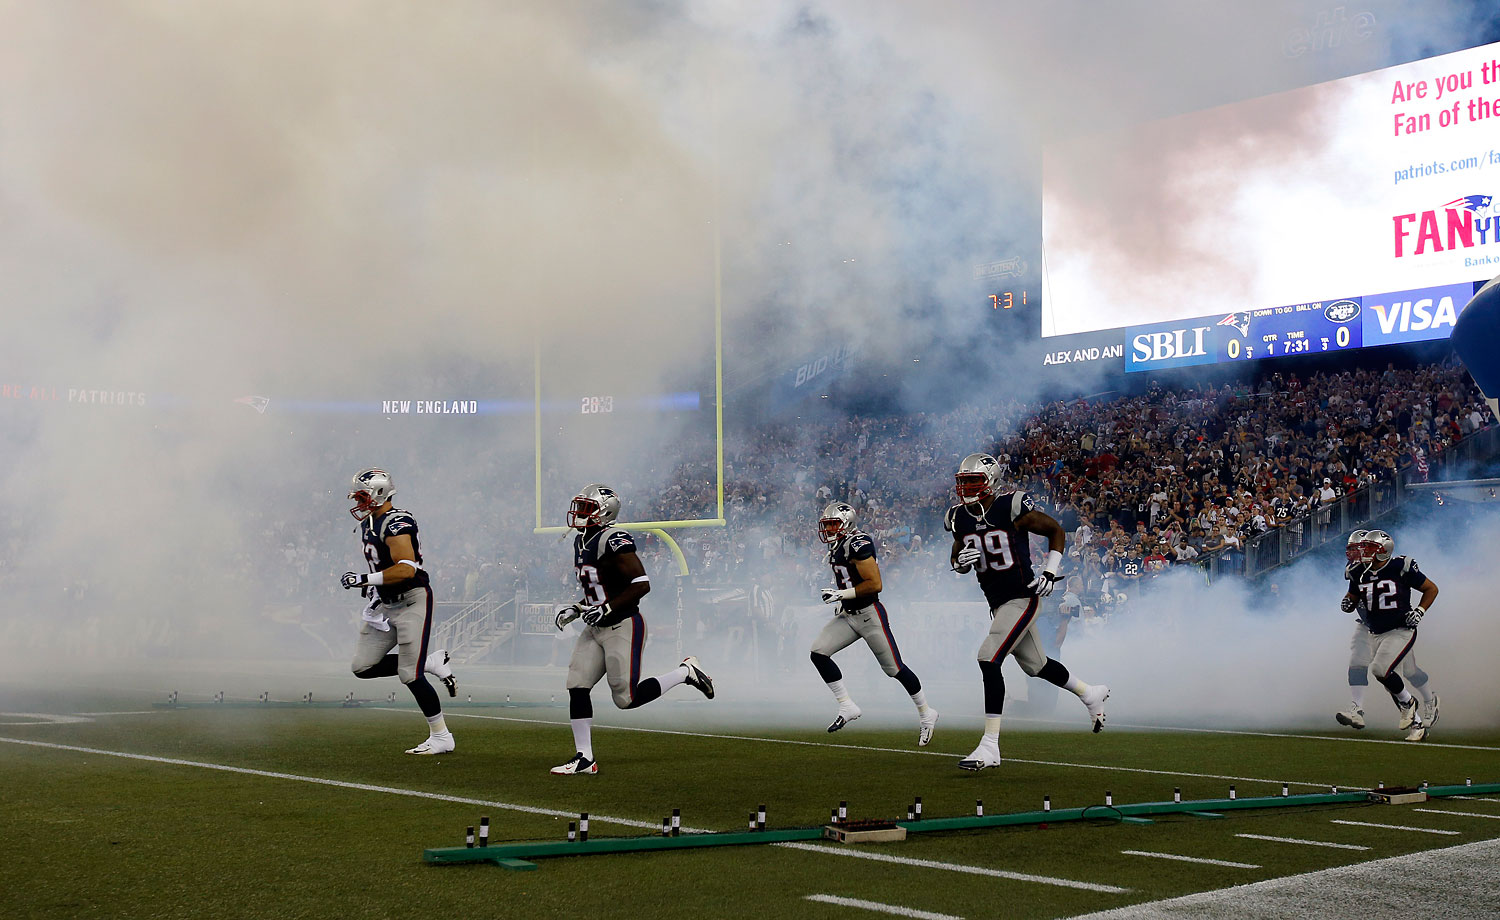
(234, 395, 270, 414)
(1218, 312, 1252, 337)
(1442, 194, 1493, 213)
(358, 469, 387, 484)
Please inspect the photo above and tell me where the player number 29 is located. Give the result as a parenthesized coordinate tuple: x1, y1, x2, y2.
(960, 531, 1015, 572)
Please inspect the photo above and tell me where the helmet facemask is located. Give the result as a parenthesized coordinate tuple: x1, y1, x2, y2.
(348, 488, 380, 521)
(567, 496, 603, 530)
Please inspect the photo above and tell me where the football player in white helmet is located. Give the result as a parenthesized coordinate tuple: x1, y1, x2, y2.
(342, 469, 458, 755)
(945, 453, 1110, 771)
(810, 501, 939, 746)
(1339, 529, 1440, 740)
(550, 484, 715, 775)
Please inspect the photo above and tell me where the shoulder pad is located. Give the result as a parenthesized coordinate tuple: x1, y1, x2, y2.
(602, 527, 636, 555)
(1401, 556, 1418, 575)
(943, 506, 960, 533)
(847, 531, 876, 557)
(382, 510, 418, 539)
(1010, 491, 1036, 522)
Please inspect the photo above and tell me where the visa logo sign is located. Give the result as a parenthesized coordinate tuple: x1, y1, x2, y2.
(1362, 282, 1475, 345)
(1125, 323, 1216, 372)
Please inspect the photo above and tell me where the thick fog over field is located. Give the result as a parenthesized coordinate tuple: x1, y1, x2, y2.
(0, 1, 1495, 733)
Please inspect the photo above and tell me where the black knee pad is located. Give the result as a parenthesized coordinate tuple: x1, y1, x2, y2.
(568, 687, 594, 720)
(810, 652, 843, 683)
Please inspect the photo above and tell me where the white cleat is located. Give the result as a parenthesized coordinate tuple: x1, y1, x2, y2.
(1335, 707, 1366, 730)
(425, 649, 457, 698)
(549, 752, 598, 775)
(1082, 684, 1110, 733)
(917, 708, 939, 747)
(680, 656, 715, 699)
(827, 702, 862, 733)
(957, 739, 1002, 772)
(1404, 721, 1428, 742)
(1421, 693, 1440, 728)
(405, 731, 455, 755)
(1397, 696, 1420, 730)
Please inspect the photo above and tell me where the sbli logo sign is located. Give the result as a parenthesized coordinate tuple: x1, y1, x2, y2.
(1125, 322, 1216, 372)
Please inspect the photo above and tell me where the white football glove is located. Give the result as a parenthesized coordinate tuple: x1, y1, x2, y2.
(1029, 572, 1063, 598)
(1405, 605, 1425, 628)
(554, 604, 582, 630)
(953, 546, 982, 572)
(821, 587, 856, 605)
(340, 571, 367, 590)
(1340, 595, 1357, 613)
(580, 603, 611, 627)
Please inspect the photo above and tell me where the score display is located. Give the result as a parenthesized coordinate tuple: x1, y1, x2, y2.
(1121, 281, 1476, 373)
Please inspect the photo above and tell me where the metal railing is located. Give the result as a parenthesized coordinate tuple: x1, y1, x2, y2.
(1212, 425, 1500, 580)
(430, 592, 516, 661)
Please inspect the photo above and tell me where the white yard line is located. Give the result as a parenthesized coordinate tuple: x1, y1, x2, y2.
(1412, 807, 1500, 820)
(1452, 796, 1500, 803)
(1107, 721, 1500, 753)
(73, 711, 161, 717)
(1329, 819, 1459, 835)
(1064, 837, 1500, 920)
(0, 712, 93, 725)
(0, 736, 662, 830)
(411, 709, 1341, 789)
(1119, 850, 1259, 869)
(778, 842, 1129, 893)
(803, 894, 963, 920)
(1234, 834, 1370, 851)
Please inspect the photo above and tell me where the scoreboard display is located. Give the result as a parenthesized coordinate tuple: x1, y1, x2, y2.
(1119, 282, 1477, 373)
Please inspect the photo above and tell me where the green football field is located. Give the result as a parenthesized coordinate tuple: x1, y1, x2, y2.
(4, 666, 1499, 920)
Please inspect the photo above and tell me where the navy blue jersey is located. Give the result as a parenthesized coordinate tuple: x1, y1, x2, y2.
(359, 508, 430, 604)
(574, 527, 646, 627)
(945, 491, 1037, 608)
(827, 530, 879, 612)
(1348, 555, 1427, 634)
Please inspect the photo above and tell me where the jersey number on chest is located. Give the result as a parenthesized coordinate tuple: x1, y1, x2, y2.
(960, 531, 1015, 572)
(578, 565, 608, 605)
(1358, 578, 1400, 611)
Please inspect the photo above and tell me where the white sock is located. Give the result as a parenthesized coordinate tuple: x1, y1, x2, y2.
(827, 680, 852, 705)
(982, 714, 1002, 744)
(1065, 678, 1089, 698)
(1395, 688, 1413, 705)
(910, 689, 930, 715)
(1350, 685, 1366, 709)
(653, 665, 689, 694)
(1412, 682, 1434, 704)
(426, 713, 448, 736)
(570, 717, 594, 760)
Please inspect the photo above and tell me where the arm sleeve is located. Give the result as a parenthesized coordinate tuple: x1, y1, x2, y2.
(1011, 491, 1036, 522)
(1399, 558, 1427, 591)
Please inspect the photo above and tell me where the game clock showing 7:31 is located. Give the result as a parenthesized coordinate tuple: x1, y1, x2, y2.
(990, 290, 1029, 310)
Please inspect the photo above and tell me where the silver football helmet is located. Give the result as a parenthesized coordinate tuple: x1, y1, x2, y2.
(348, 468, 395, 521)
(1345, 529, 1369, 564)
(1362, 529, 1395, 565)
(818, 501, 856, 545)
(568, 483, 622, 530)
(955, 453, 1003, 509)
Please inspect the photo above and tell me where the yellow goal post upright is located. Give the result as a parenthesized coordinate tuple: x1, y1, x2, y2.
(531, 219, 725, 656)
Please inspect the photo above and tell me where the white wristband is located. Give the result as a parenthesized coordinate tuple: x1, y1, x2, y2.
(834, 587, 856, 601)
(1043, 550, 1063, 576)
(366, 571, 385, 586)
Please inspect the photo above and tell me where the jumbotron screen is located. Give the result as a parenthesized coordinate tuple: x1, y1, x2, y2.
(1040, 39, 1500, 371)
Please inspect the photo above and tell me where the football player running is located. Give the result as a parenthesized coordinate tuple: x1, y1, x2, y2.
(550, 484, 715, 775)
(341, 469, 458, 755)
(945, 454, 1110, 771)
(1338, 529, 1439, 741)
(810, 502, 939, 746)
